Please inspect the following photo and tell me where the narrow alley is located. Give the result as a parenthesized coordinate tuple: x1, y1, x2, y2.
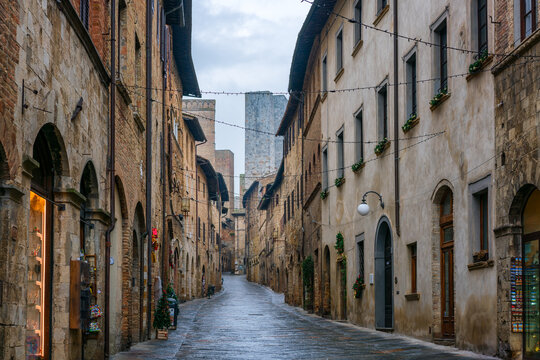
(113, 275, 493, 360)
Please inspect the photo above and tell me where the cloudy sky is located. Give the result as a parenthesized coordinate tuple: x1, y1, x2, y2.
(191, 1, 310, 194)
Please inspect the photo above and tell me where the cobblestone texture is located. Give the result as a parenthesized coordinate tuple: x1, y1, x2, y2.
(112, 275, 495, 359)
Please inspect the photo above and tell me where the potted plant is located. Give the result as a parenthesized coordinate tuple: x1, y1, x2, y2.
(335, 232, 345, 262)
(374, 138, 389, 156)
(352, 275, 365, 298)
(402, 113, 419, 133)
(469, 50, 489, 74)
(154, 292, 170, 339)
(335, 177, 345, 188)
(429, 87, 449, 107)
(352, 159, 364, 173)
(473, 249, 489, 263)
(320, 189, 329, 200)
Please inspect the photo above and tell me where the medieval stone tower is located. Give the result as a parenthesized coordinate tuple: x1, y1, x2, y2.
(244, 92, 287, 189)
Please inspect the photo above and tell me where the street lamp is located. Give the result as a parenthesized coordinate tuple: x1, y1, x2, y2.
(357, 191, 384, 216)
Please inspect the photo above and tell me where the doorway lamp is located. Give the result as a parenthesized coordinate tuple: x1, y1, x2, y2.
(357, 191, 384, 216)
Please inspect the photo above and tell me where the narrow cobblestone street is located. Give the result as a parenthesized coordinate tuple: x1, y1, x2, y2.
(112, 275, 494, 359)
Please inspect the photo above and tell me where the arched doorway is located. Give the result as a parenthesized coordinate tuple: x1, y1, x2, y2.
(323, 246, 331, 316)
(131, 202, 145, 343)
(375, 217, 393, 329)
(522, 188, 540, 357)
(28, 124, 69, 359)
(79, 162, 99, 256)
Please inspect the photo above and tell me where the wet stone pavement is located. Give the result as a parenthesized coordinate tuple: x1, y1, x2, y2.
(112, 275, 495, 360)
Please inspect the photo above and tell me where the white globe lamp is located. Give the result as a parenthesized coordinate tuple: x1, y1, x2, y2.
(357, 202, 370, 216)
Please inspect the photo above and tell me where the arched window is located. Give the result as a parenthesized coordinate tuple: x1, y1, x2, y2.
(439, 190, 454, 338)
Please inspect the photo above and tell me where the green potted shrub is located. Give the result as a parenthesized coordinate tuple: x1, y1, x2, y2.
(352, 159, 364, 173)
(429, 87, 448, 107)
(335, 177, 345, 187)
(353, 275, 365, 298)
(469, 50, 489, 74)
(320, 189, 329, 200)
(402, 113, 419, 133)
(154, 292, 170, 339)
(374, 138, 389, 156)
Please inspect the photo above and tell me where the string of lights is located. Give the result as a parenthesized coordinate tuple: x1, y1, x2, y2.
(124, 85, 446, 145)
(120, 57, 540, 96)
(300, 0, 540, 60)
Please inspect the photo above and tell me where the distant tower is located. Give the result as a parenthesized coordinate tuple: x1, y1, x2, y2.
(182, 99, 216, 164)
(244, 92, 287, 190)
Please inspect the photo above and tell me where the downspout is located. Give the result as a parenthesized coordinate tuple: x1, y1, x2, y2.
(161, 33, 167, 288)
(393, 0, 400, 236)
(195, 140, 207, 293)
(104, 0, 116, 356)
(145, 0, 153, 340)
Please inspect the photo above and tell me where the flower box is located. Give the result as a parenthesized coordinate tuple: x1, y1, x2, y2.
(335, 177, 345, 188)
(473, 249, 489, 263)
(429, 88, 450, 111)
(156, 329, 168, 340)
(352, 160, 365, 173)
(374, 138, 390, 156)
(402, 113, 419, 133)
(320, 190, 329, 200)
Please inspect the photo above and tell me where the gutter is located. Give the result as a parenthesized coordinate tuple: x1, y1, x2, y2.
(104, 0, 116, 356)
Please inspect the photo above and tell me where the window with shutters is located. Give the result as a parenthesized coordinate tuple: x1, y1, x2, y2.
(405, 52, 417, 117)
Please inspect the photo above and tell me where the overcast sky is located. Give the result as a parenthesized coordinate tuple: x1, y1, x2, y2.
(191, 1, 310, 195)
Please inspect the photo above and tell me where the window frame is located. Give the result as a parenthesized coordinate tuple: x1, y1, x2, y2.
(377, 81, 389, 140)
(80, 0, 89, 30)
(404, 49, 418, 118)
(377, 0, 388, 15)
(336, 27, 344, 74)
(336, 127, 345, 178)
(520, 0, 537, 40)
(354, 108, 364, 163)
(469, 175, 492, 259)
(322, 145, 328, 190)
(322, 53, 328, 93)
(354, 0, 362, 46)
(409, 243, 418, 293)
(477, 0, 488, 54)
(356, 234, 365, 282)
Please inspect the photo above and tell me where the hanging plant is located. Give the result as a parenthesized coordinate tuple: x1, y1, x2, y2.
(335, 232, 344, 255)
(352, 275, 365, 298)
(402, 113, 418, 133)
(320, 189, 329, 200)
(374, 138, 389, 155)
(335, 177, 345, 188)
(429, 87, 448, 107)
(352, 159, 364, 173)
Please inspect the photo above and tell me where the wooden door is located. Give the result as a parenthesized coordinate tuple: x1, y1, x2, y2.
(440, 192, 455, 338)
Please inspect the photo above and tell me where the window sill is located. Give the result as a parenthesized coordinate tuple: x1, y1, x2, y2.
(116, 78, 133, 105)
(321, 92, 328, 103)
(374, 141, 391, 156)
(467, 259, 494, 271)
(402, 116, 420, 133)
(405, 293, 420, 301)
(352, 40, 364, 57)
(429, 93, 451, 111)
(466, 55, 493, 81)
(334, 67, 345, 83)
(373, 4, 390, 26)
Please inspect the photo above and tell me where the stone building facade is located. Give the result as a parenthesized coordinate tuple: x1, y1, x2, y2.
(0, 0, 213, 359)
(182, 99, 217, 164)
(491, 0, 539, 358)
(244, 92, 287, 189)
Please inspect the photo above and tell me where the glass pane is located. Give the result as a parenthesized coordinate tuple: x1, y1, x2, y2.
(442, 195, 451, 216)
(443, 227, 454, 243)
(444, 251, 450, 317)
(524, 240, 540, 354)
(27, 192, 46, 358)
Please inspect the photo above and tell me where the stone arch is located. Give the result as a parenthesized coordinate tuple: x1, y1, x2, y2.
(323, 245, 331, 316)
(0, 142, 9, 181)
(374, 216, 393, 329)
(79, 161, 99, 256)
(508, 184, 538, 225)
(431, 184, 455, 338)
(32, 123, 70, 178)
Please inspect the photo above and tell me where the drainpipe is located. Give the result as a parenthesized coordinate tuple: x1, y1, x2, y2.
(145, 0, 152, 340)
(161, 33, 168, 289)
(104, 0, 117, 356)
(393, 0, 400, 236)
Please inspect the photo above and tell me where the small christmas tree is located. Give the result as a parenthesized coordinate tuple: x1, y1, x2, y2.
(166, 283, 177, 301)
(153, 292, 170, 331)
